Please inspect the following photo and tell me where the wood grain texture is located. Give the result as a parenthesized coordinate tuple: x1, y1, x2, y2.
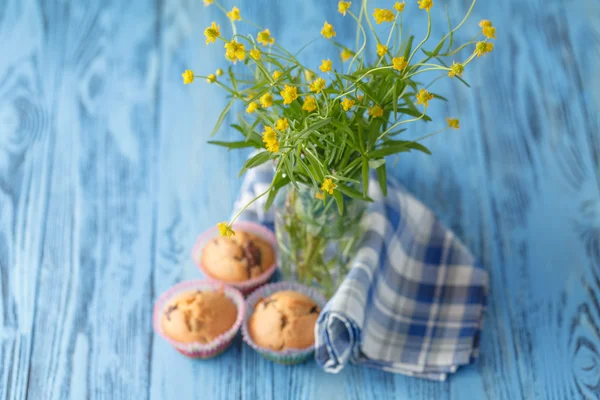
(0, 0, 599, 399)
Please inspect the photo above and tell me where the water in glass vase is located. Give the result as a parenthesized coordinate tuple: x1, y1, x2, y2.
(274, 184, 367, 298)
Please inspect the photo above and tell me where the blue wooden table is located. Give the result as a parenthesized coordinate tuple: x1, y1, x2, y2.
(1, 0, 599, 398)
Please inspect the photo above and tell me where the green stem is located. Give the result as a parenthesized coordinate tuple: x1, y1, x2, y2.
(408, 11, 431, 64)
(229, 184, 273, 225)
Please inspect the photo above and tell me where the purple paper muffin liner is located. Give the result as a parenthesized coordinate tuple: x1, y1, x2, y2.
(242, 282, 327, 364)
(153, 280, 245, 359)
(192, 221, 279, 295)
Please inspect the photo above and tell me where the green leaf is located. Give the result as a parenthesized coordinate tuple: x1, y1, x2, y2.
(330, 120, 357, 147)
(231, 123, 263, 146)
(403, 35, 415, 60)
(376, 163, 388, 196)
(403, 140, 432, 154)
(231, 124, 245, 134)
(332, 190, 344, 216)
(303, 149, 325, 181)
(264, 175, 290, 211)
(208, 140, 260, 149)
(386, 128, 407, 137)
(368, 140, 432, 158)
(423, 37, 446, 58)
(368, 158, 386, 169)
(361, 158, 369, 196)
(433, 93, 448, 102)
(210, 99, 234, 137)
(336, 184, 373, 202)
(454, 75, 471, 88)
(228, 67, 238, 92)
(283, 161, 300, 190)
(393, 81, 398, 117)
(297, 118, 332, 138)
(354, 81, 378, 103)
(333, 175, 360, 184)
(394, 107, 432, 121)
(446, 7, 454, 52)
(238, 151, 271, 177)
(368, 145, 410, 158)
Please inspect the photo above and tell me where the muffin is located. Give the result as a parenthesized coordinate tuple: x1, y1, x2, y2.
(248, 290, 321, 351)
(161, 290, 237, 344)
(201, 230, 275, 283)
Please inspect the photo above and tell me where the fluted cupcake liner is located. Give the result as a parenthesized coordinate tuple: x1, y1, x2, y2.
(153, 280, 245, 359)
(192, 221, 278, 295)
(242, 282, 327, 365)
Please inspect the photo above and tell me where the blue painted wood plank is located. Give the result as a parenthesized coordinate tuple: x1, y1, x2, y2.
(0, 0, 161, 398)
(0, 0, 599, 398)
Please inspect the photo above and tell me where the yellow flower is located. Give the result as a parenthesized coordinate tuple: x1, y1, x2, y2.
(224, 40, 246, 62)
(260, 92, 273, 108)
(280, 85, 298, 104)
(376, 44, 388, 57)
(246, 102, 259, 114)
(479, 20, 492, 28)
(319, 59, 333, 73)
(338, 1, 351, 16)
(315, 191, 324, 200)
(206, 74, 216, 83)
(227, 6, 241, 21)
(394, 1, 405, 12)
(321, 178, 337, 195)
(302, 96, 317, 112)
(250, 48, 261, 60)
(218, 222, 235, 238)
(474, 41, 493, 57)
(368, 105, 384, 118)
(272, 70, 282, 80)
(448, 62, 464, 78)
(321, 21, 336, 39)
(416, 88, 434, 107)
(263, 126, 276, 142)
(341, 98, 355, 111)
(418, 0, 433, 12)
(310, 78, 326, 93)
(275, 118, 289, 131)
(341, 48, 353, 62)
(216, 68, 223, 76)
(265, 140, 280, 153)
(257, 29, 275, 45)
(204, 0, 213, 6)
(482, 26, 496, 39)
(357, 94, 364, 101)
(392, 56, 408, 71)
(204, 22, 220, 45)
(262, 126, 280, 153)
(373, 8, 394, 24)
(446, 117, 460, 130)
(182, 69, 194, 84)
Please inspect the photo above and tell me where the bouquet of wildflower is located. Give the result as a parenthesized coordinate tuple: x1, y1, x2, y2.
(183, 0, 495, 240)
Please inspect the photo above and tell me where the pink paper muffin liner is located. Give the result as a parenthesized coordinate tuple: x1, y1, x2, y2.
(153, 280, 245, 359)
(191, 221, 278, 295)
(242, 282, 327, 364)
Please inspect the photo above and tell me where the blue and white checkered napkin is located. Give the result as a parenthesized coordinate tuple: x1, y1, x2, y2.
(232, 163, 489, 381)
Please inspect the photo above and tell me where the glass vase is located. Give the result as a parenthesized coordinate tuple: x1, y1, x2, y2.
(274, 184, 367, 298)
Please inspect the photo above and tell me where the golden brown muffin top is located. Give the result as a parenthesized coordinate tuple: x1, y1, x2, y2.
(161, 290, 237, 343)
(248, 290, 321, 351)
(201, 230, 275, 282)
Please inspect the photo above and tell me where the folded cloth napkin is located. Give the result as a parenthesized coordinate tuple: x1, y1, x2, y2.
(231, 163, 489, 381)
